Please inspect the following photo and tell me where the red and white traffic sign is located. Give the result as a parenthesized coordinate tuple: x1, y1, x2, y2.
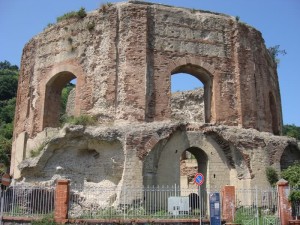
(1, 173, 11, 187)
(194, 173, 204, 186)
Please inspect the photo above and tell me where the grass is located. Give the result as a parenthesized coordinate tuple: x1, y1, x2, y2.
(72, 207, 196, 220)
(30, 141, 48, 158)
(61, 115, 98, 126)
(32, 214, 57, 225)
(56, 7, 87, 23)
(99, 2, 113, 13)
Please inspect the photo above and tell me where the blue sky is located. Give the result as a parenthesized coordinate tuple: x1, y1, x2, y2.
(0, 0, 299, 125)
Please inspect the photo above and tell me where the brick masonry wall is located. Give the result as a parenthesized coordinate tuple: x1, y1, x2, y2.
(11, 2, 286, 185)
(13, 1, 281, 139)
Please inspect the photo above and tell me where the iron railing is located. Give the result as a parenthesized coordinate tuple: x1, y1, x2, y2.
(0, 183, 283, 225)
(0, 185, 55, 218)
(68, 184, 218, 220)
(235, 188, 279, 225)
(290, 187, 300, 219)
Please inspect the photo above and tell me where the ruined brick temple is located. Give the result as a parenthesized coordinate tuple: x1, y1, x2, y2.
(11, 1, 300, 190)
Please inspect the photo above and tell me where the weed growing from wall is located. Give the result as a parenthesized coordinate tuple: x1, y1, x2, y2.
(61, 115, 98, 126)
(30, 141, 48, 158)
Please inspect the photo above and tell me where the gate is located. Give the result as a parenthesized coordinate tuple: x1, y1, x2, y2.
(235, 188, 279, 225)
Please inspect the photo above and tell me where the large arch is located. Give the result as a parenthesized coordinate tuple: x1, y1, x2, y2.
(142, 130, 232, 188)
(180, 147, 208, 189)
(171, 64, 213, 123)
(43, 71, 77, 129)
(280, 144, 300, 170)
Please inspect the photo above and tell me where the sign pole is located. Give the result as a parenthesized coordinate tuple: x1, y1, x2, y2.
(194, 173, 204, 225)
(199, 185, 202, 225)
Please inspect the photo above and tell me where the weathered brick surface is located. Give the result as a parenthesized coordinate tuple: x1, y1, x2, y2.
(277, 179, 292, 225)
(13, 1, 281, 139)
(11, 2, 293, 190)
(55, 180, 69, 223)
(221, 186, 235, 222)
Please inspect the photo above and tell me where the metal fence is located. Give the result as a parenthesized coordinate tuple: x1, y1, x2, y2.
(235, 188, 279, 225)
(68, 184, 218, 220)
(0, 185, 55, 218)
(290, 187, 300, 219)
(0, 183, 284, 225)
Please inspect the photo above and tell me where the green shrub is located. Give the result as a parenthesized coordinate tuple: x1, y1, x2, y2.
(289, 190, 300, 202)
(267, 45, 287, 65)
(281, 163, 300, 187)
(0, 135, 12, 166)
(77, 7, 87, 18)
(57, 7, 87, 22)
(266, 166, 279, 187)
(282, 163, 300, 203)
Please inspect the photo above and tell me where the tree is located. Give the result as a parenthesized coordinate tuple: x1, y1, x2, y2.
(0, 60, 18, 71)
(281, 163, 300, 205)
(0, 60, 19, 101)
(0, 98, 16, 124)
(0, 60, 19, 172)
(61, 83, 75, 113)
(268, 45, 287, 65)
(283, 124, 300, 140)
(282, 163, 300, 187)
(266, 166, 279, 187)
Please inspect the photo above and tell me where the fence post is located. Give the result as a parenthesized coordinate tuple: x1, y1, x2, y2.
(221, 185, 235, 223)
(277, 179, 292, 225)
(54, 180, 70, 224)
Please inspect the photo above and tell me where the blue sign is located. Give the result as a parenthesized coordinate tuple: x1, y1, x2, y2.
(210, 193, 221, 225)
(194, 173, 204, 186)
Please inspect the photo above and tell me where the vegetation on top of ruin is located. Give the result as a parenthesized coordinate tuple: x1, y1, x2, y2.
(30, 141, 49, 158)
(56, 7, 87, 23)
(99, 2, 113, 13)
(268, 45, 287, 65)
(61, 115, 98, 126)
(283, 124, 300, 140)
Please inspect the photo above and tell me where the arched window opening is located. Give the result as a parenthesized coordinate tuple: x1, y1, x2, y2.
(171, 73, 203, 93)
(171, 64, 212, 123)
(43, 72, 77, 129)
(280, 144, 300, 171)
(180, 147, 208, 215)
(180, 147, 208, 190)
(269, 92, 279, 135)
